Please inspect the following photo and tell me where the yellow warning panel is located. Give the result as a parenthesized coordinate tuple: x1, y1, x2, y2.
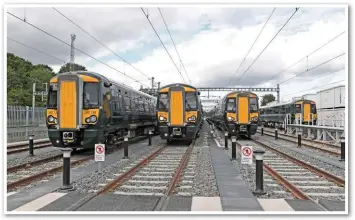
(238, 97, 249, 124)
(170, 91, 183, 126)
(60, 81, 77, 129)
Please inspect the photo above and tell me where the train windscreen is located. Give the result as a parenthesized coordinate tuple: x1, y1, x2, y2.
(158, 93, 169, 111)
(47, 84, 57, 108)
(185, 93, 197, 111)
(83, 82, 99, 108)
(250, 97, 258, 113)
(227, 98, 236, 111)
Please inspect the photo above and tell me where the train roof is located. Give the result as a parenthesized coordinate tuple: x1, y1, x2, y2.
(159, 83, 198, 92)
(259, 99, 315, 109)
(224, 91, 258, 98)
(50, 71, 156, 100)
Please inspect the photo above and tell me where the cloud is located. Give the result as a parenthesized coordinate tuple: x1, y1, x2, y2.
(6, 6, 346, 107)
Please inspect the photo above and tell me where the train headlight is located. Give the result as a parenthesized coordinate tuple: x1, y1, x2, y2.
(159, 116, 167, 122)
(89, 115, 97, 123)
(47, 115, 55, 123)
(227, 116, 235, 121)
(188, 116, 196, 122)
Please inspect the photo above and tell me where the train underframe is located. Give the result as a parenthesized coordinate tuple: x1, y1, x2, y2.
(48, 123, 156, 149)
(158, 125, 199, 142)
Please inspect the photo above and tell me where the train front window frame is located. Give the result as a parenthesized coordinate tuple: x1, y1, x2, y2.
(295, 104, 301, 113)
(249, 97, 258, 113)
(185, 92, 198, 111)
(47, 84, 57, 108)
(158, 93, 169, 111)
(311, 104, 316, 114)
(83, 82, 100, 108)
(227, 98, 236, 112)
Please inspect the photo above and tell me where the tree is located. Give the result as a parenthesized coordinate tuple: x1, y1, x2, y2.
(7, 53, 56, 106)
(261, 94, 276, 106)
(59, 63, 87, 73)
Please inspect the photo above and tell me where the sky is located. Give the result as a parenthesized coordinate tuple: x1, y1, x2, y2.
(6, 6, 346, 111)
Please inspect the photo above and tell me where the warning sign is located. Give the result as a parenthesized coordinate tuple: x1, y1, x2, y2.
(95, 144, 105, 162)
(241, 145, 253, 165)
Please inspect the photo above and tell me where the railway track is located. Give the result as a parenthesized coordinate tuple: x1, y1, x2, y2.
(235, 138, 345, 202)
(7, 155, 93, 191)
(7, 141, 53, 155)
(257, 129, 341, 156)
(65, 141, 196, 210)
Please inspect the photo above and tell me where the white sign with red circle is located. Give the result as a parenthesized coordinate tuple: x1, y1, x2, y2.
(241, 145, 253, 165)
(95, 144, 105, 162)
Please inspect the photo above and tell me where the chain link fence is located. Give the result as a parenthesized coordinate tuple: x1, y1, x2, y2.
(7, 105, 48, 143)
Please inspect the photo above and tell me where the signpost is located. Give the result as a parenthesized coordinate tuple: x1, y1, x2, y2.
(95, 144, 105, 172)
(241, 145, 253, 165)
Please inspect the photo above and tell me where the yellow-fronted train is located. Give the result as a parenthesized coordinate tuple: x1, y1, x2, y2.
(156, 83, 203, 144)
(208, 91, 259, 139)
(46, 71, 157, 149)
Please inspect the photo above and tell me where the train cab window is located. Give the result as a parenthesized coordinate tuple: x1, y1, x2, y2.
(185, 93, 198, 111)
(227, 98, 236, 111)
(311, 104, 316, 114)
(83, 83, 99, 108)
(47, 84, 57, 108)
(295, 104, 301, 113)
(249, 98, 258, 113)
(158, 93, 169, 111)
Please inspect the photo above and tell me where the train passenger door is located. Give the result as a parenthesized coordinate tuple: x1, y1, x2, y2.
(303, 102, 311, 122)
(237, 95, 249, 124)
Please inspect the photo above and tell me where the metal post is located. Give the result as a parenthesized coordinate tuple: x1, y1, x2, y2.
(60, 148, 74, 190)
(29, 134, 34, 156)
(298, 133, 301, 148)
(253, 150, 266, 195)
(340, 136, 345, 161)
(32, 83, 36, 125)
(123, 136, 129, 159)
(231, 136, 236, 160)
(224, 132, 228, 150)
(275, 128, 278, 140)
(148, 130, 152, 146)
(276, 84, 280, 103)
(25, 106, 29, 137)
(261, 127, 263, 136)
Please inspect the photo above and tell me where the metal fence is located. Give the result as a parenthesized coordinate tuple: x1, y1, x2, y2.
(7, 105, 48, 143)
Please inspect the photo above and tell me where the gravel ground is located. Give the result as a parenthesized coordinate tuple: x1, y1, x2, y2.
(175, 129, 219, 196)
(255, 135, 345, 179)
(8, 155, 95, 193)
(7, 147, 62, 168)
(56, 141, 163, 194)
(259, 130, 341, 157)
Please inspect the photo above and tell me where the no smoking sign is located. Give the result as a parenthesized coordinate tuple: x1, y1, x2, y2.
(241, 145, 253, 165)
(95, 144, 105, 162)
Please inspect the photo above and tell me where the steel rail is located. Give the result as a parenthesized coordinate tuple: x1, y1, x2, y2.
(7, 155, 93, 190)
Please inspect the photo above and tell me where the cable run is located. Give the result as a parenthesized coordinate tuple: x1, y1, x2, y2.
(52, 7, 151, 80)
(141, 8, 186, 83)
(7, 11, 149, 86)
(228, 7, 276, 86)
(233, 7, 300, 83)
(277, 52, 345, 85)
(260, 31, 345, 85)
(158, 7, 192, 85)
(7, 37, 66, 63)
